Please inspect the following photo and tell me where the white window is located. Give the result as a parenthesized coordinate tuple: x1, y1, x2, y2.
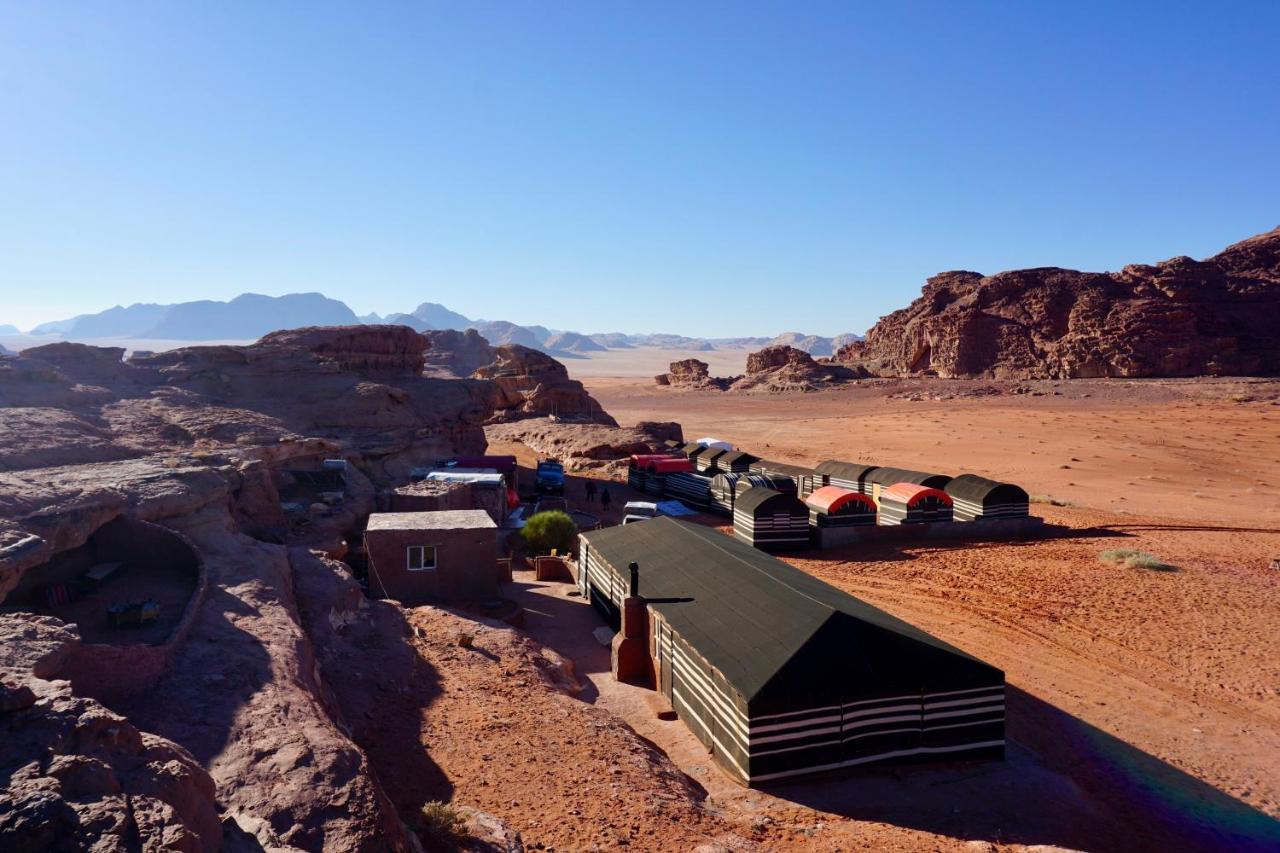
(406, 545, 437, 572)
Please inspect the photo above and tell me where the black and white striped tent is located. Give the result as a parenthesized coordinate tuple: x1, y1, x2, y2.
(678, 441, 704, 461)
(864, 467, 953, 503)
(665, 471, 715, 510)
(577, 518, 1005, 785)
(710, 473, 796, 516)
(945, 475, 1030, 521)
(878, 484, 954, 525)
(814, 460, 880, 494)
(733, 487, 811, 550)
(806, 486, 878, 527)
(716, 450, 759, 474)
(694, 446, 730, 474)
(750, 460, 821, 498)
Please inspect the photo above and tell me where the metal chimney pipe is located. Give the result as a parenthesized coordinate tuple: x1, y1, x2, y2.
(628, 561, 640, 597)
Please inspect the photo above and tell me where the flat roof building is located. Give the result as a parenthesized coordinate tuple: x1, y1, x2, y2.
(365, 510, 499, 604)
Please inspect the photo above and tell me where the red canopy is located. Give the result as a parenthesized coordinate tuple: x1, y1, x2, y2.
(806, 486, 876, 514)
(649, 458, 693, 473)
(629, 453, 673, 468)
(881, 483, 952, 508)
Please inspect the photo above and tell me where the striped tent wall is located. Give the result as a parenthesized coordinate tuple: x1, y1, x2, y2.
(733, 488, 811, 550)
(712, 473, 797, 516)
(945, 475, 1030, 522)
(749, 460, 821, 498)
(814, 461, 880, 495)
(627, 466, 647, 492)
(745, 685, 1005, 782)
(579, 533, 1002, 784)
(643, 473, 668, 497)
(665, 472, 714, 510)
(715, 451, 759, 474)
(805, 487, 878, 528)
(694, 447, 729, 474)
(580, 541, 754, 781)
(878, 484, 954, 525)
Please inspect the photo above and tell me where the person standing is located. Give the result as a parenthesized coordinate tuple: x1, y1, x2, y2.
(600, 486, 612, 513)
(585, 479, 597, 505)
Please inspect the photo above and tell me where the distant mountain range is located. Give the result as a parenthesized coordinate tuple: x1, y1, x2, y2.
(11, 294, 861, 355)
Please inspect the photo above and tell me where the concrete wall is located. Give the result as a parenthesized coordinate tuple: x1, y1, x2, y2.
(814, 515, 1045, 549)
(366, 525, 500, 604)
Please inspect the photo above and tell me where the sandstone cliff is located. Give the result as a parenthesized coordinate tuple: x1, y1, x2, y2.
(840, 226, 1280, 379)
(472, 344, 617, 425)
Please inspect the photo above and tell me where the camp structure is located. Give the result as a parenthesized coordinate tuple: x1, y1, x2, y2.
(693, 446, 730, 474)
(662, 439, 683, 451)
(945, 475, 1030, 521)
(806, 486, 878, 528)
(878, 483, 954, 525)
(678, 441, 704, 461)
(715, 450, 759, 474)
(664, 471, 715, 510)
(576, 518, 1005, 784)
(750, 459, 821, 497)
(733, 487, 810, 550)
(365, 510, 499, 604)
(695, 437, 734, 451)
(864, 467, 953, 503)
(628, 454, 671, 492)
(643, 457, 694, 497)
(814, 461, 880, 495)
(710, 472, 796, 516)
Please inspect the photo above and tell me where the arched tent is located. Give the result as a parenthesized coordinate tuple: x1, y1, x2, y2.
(694, 446, 730, 474)
(577, 518, 1005, 784)
(696, 437, 734, 451)
(733, 487, 810, 550)
(628, 454, 670, 491)
(806, 486, 878, 527)
(878, 483, 953, 525)
(815, 461, 880, 494)
(945, 475, 1030, 521)
(864, 467, 953, 503)
(665, 471, 715, 510)
(678, 441, 704, 460)
(711, 472, 796, 515)
(642, 457, 694, 497)
(716, 450, 759, 473)
(750, 459, 821, 497)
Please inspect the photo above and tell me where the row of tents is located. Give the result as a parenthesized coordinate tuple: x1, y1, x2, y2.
(626, 440, 1031, 551)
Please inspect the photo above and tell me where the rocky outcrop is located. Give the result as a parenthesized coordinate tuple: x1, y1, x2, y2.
(0, 614, 223, 852)
(484, 421, 678, 469)
(840, 226, 1280, 379)
(730, 345, 853, 393)
(421, 328, 497, 379)
(472, 345, 617, 425)
(655, 358, 714, 388)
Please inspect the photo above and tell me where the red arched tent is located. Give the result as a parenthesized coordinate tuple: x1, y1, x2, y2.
(878, 484, 953, 525)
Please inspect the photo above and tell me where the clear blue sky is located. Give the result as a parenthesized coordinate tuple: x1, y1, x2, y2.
(2, 2, 1277, 336)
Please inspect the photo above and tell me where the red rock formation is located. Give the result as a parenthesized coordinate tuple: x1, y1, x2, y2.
(731, 345, 852, 392)
(472, 345, 617, 425)
(655, 358, 713, 387)
(841, 226, 1280, 379)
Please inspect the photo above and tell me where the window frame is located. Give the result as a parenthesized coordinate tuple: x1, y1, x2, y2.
(406, 544, 438, 572)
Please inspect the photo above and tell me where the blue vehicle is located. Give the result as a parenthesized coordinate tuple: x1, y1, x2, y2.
(535, 460, 565, 495)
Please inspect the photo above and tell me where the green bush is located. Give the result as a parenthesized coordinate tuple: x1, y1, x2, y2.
(522, 510, 578, 555)
(1099, 549, 1175, 572)
(412, 801, 468, 850)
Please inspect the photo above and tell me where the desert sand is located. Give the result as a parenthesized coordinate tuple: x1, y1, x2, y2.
(503, 372, 1280, 850)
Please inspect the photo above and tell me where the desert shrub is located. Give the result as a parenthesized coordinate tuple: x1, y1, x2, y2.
(1099, 549, 1175, 572)
(522, 510, 577, 555)
(1031, 494, 1075, 507)
(413, 801, 468, 850)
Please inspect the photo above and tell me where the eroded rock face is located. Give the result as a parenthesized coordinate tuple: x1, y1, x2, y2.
(421, 328, 497, 379)
(840, 226, 1280, 379)
(0, 615, 222, 852)
(472, 345, 617, 425)
(484, 421, 675, 469)
(731, 345, 852, 393)
(656, 358, 711, 387)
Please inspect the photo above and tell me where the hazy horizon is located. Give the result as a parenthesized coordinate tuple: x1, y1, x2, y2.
(3, 4, 1278, 336)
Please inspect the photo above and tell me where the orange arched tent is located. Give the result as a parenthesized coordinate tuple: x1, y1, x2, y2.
(805, 486, 877, 515)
